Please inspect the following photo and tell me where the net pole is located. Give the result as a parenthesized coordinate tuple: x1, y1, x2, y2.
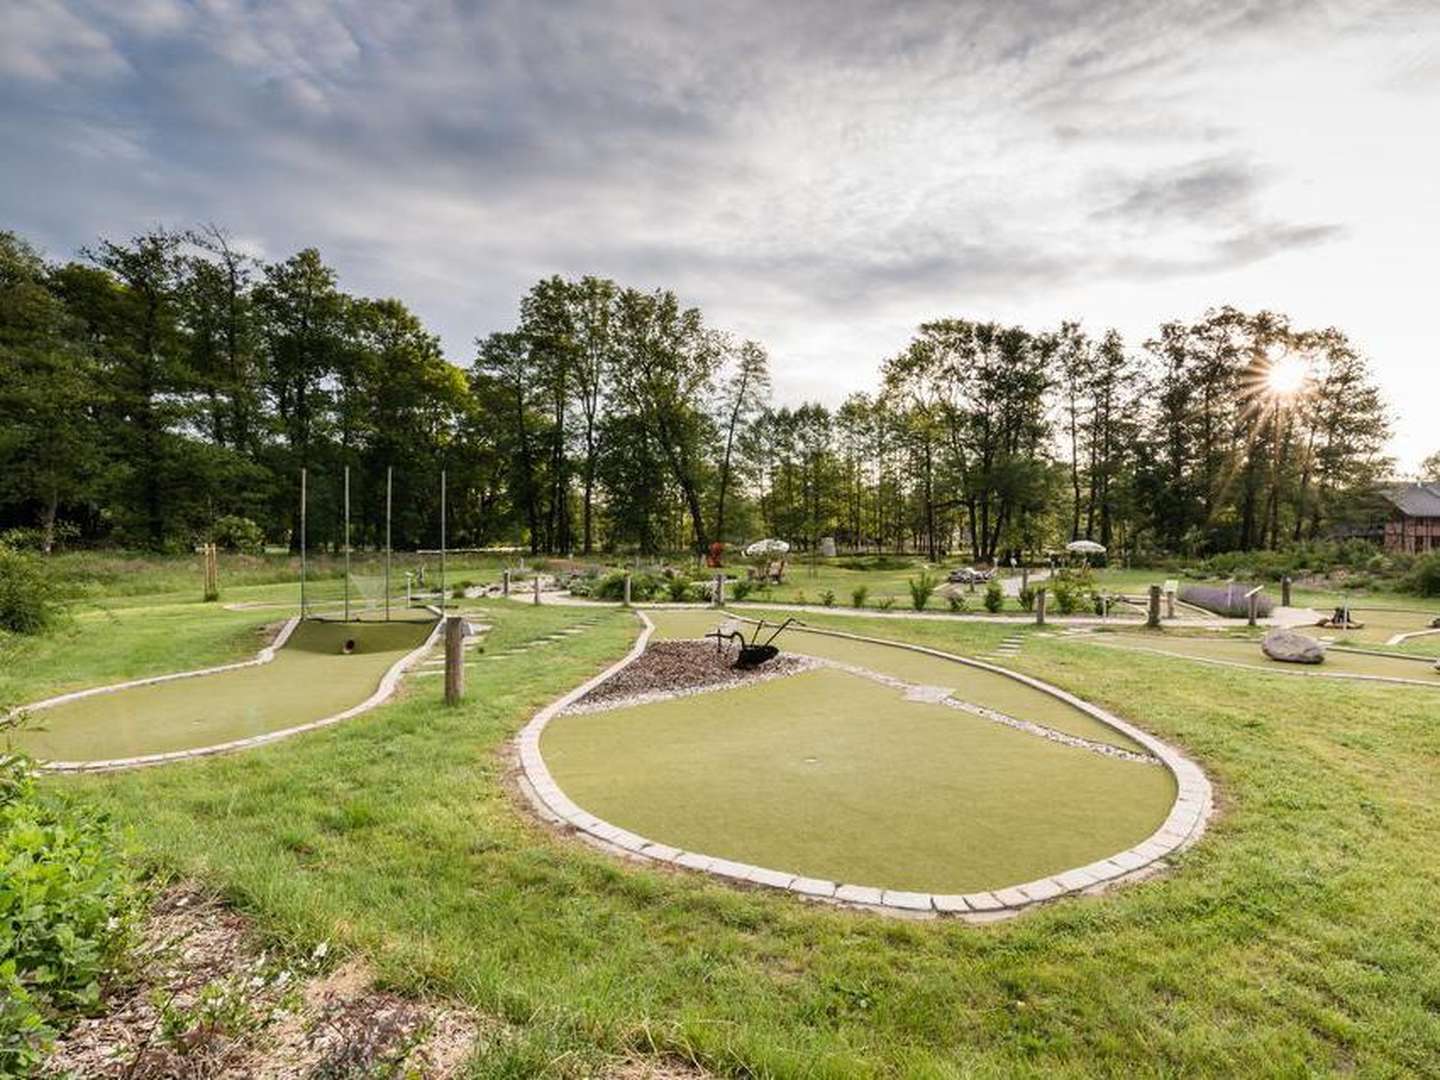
(440, 468, 447, 612)
(299, 467, 307, 618)
(344, 465, 351, 623)
(385, 466, 392, 622)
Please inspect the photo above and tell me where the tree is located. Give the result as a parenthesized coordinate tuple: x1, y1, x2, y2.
(1422, 451, 1440, 482)
(713, 339, 769, 546)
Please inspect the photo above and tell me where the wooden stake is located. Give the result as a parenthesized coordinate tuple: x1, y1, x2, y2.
(1148, 584, 1162, 628)
(1035, 587, 1047, 626)
(444, 616, 465, 705)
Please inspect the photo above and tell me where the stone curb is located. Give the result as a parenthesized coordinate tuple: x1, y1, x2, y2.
(515, 609, 1215, 918)
(33, 615, 444, 774)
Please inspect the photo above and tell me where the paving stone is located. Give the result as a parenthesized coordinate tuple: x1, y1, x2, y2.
(674, 852, 713, 871)
(1053, 867, 1102, 891)
(1017, 878, 1065, 902)
(834, 884, 885, 905)
(706, 858, 756, 881)
(639, 843, 682, 862)
(881, 890, 933, 911)
(960, 891, 1004, 911)
(788, 877, 836, 897)
(992, 886, 1032, 908)
(931, 894, 970, 913)
(747, 867, 797, 889)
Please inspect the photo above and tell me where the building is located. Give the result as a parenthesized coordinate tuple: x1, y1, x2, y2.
(1381, 482, 1440, 553)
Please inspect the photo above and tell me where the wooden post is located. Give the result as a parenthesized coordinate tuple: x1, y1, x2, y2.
(533, 574, 541, 606)
(1281, 575, 1292, 608)
(443, 616, 465, 705)
(502, 569, 511, 596)
(1166, 589, 1176, 620)
(1020, 566, 1029, 592)
(713, 572, 724, 608)
(623, 572, 632, 607)
(1248, 592, 1259, 627)
(1148, 585, 1162, 628)
(1035, 587, 1047, 626)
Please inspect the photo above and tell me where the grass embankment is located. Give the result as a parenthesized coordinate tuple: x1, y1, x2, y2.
(25, 600, 1438, 1074)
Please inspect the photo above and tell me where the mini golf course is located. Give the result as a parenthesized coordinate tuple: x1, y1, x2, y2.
(13, 616, 436, 767)
(524, 609, 1209, 913)
(1079, 629, 1440, 685)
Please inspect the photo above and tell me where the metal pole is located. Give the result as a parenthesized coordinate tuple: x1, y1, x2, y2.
(440, 469, 447, 611)
(300, 467, 307, 618)
(385, 466, 392, 622)
(344, 465, 351, 623)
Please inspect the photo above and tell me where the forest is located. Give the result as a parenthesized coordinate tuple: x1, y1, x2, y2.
(0, 225, 1398, 561)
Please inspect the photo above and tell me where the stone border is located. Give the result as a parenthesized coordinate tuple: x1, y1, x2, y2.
(516, 610, 1213, 918)
(1075, 636, 1440, 689)
(25, 615, 444, 774)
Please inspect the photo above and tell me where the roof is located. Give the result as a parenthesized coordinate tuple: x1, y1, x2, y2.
(1382, 482, 1440, 518)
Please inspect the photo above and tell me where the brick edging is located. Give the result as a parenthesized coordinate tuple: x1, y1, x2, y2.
(516, 611, 1214, 918)
(31, 616, 444, 774)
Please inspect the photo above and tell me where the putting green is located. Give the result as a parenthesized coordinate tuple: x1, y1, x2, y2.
(15, 619, 434, 764)
(1086, 632, 1440, 684)
(644, 608, 1145, 752)
(542, 666, 1174, 893)
(1321, 608, 1440, 654)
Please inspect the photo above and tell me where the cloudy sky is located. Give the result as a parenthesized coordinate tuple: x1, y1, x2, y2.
(3, 0, 1438, 468)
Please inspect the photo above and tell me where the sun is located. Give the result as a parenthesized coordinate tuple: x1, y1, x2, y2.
(1266, 354, 1309, 397)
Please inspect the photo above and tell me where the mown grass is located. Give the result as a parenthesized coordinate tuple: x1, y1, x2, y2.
(22, 598, 1437, 1075)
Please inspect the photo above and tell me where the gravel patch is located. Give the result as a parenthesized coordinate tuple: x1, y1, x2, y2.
(564, 640, 817, 714)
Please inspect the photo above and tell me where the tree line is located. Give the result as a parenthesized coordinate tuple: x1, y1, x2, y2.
(0, 225, 1394, 560)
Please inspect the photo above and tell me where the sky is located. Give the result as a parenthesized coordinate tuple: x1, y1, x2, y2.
(3, 0, 1438, 471)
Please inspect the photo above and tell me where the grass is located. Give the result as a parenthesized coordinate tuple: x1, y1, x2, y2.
(12, 585, 1440, 1074)
(543, 665, 1172, 892)
(1080, 632, 1440, 684)
(10, 618, 435, 762)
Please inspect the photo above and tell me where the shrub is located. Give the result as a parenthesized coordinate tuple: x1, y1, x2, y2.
(732, 578, 753, 601)
(1017, 584, 1036, 612)
(1051, 577, 1086, 615)
(835, 555, 916, 572)
(850, 585, 869, 608)
(984, 580, 1004, 613)
(593, 571, 662, 602)
(1180, 583, 1274, 618)
(948, 594, 968, 613)
(907, 571, 939, 611)
(877, 595, 896, 611)
(0, 745, 136, 1070)
(0, 545, 60, 635)
(1405, 553, 1440, 597)
(666, 577, 694, 602)
(820, 589, 836, 607)
(210, 515, 265, 554)
(793, 591, 808, 605)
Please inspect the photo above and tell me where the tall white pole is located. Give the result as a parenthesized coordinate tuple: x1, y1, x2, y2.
(344, 465, 351, 623)
(299, 467, 307, 618)
(385, 466, 392, 622)
(440, 469, 447, 611)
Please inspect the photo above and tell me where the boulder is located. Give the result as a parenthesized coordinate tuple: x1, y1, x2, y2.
(1261, 628, 1326, 665)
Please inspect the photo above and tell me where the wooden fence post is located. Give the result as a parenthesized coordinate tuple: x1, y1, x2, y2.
(623, 572, 632, 607)
(1248, 591, 1260, 627)
(533, 575, 541, 606)
(444, 616, 465, 706)
(713, 572, 724, 608)
(1281, 575, 1292, 608)
(502, 569, 510, 597)
(1148, 585, 1162, 628)
(1035, 587, 1047, 626)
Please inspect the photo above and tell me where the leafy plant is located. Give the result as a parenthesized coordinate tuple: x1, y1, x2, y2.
(1404, 553, 1440, 597)
(877, 595, 896, 612)
(210, 514, 265, 554)
(666, 577, 693, 603)
(850, 585, 869, 608)
(1017, 584, 1036, 612)
(984, 580, 1004, 613)
(907, 571, 938, 611)
(820, 589, 836, 607)
(0, 544, 61, 635)
(947, 594, 968, 613)
(731, 578, 754, 601)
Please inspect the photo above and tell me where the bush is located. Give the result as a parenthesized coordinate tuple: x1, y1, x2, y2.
(0, 545, 61, 635)
(731, 578, 753, 601)
(834, 555, 916, 572)
(209, 515, 265, 554)
(1180, 583, 1274, 618)
(0, 746, 135, 1070)
(1051, 577, 1085, 615)
(666, 577, 695, 603)
(820, 589, 836, 607)
(592, 571, 663, 602)
(877, 595, 896, 611)
(948, 594, 968, 613)
(1017, 584, 1036, 612)
(907, 571, 939, 611)
(984, 580, 1004, 613)
(850, 585, 869, 608)
(1405, 553, 1440, 597)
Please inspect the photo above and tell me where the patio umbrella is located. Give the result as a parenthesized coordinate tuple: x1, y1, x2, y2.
(1065, 540, 1107, 555)
(744, 538, 791, 557)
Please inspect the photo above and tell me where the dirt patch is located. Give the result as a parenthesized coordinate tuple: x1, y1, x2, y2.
(566, 640, 815, 714)
(44, 885, 479, 1079)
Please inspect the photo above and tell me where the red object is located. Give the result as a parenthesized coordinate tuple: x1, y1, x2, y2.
(706, 541, 725, 568)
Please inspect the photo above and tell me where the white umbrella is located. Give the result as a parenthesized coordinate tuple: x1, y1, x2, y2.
(1065, 540, 1107, 555)
(744, 538, 791, 557)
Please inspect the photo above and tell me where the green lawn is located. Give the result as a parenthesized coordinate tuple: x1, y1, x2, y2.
(16, 598, 1439, 1075)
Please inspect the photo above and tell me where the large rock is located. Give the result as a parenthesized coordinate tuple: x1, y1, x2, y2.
(1262, 628, 1326, 665)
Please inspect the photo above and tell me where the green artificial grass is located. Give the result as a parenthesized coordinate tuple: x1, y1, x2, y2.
(543, 666, 1173, 892)
(1085, 632, 1440, 684)
(18, 596, 1440, 1075)
(10, 618, 434, 762)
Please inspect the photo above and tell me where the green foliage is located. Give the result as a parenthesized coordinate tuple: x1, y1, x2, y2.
(666, 576, 694, 603)
(834, 556, 916, 572)
(906, 571, 938, 611)
(1050, 575, 1092, 615)
(850, 585, 868, 608)
(820, 589, 836, 608)
(593, 571, 662, 602)
(1404, 554, 1440, 597)
(947, 593, 968, 613)
(209, 514, 264, 554)
(0, 747, 135, 1070)
(984, 580, 1004, 613)
(876, 595, 895, 611)
(0, 544, 60, 635)
(731, 578, 753, 601)
(1017, 584, 1036, 612)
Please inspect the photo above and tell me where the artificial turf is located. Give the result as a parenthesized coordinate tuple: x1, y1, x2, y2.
(12, 618, 434, 762)
(542, 665, 1174, 892)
